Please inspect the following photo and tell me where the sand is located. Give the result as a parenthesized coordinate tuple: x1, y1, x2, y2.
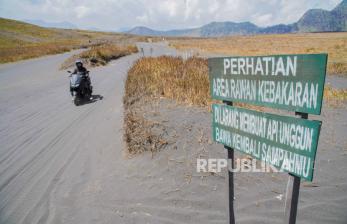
(0, 42, 346, 224)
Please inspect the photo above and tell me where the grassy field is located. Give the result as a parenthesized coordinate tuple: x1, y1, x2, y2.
(61, 44, 138, 69)
(169, 32, 347, 76)
(0, 17, 146, 63)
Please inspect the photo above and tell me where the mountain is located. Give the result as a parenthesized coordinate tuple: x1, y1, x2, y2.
(116, 27, 133, 32)
(259, 24, 297, 34)
(128, 21, 260, 37)
(297, 0, 347, 32)
(199, 22, 260, 36)
(127, 0, 347, 37)
(24, 19, 78, 29)
(127, 26, 163, 36)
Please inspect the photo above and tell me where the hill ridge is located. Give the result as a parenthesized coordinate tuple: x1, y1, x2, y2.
(128, 1, 347, 37)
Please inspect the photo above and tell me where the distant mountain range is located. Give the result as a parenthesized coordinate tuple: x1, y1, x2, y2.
(24, 19, 78, 29)
(128, 0, 347, 37)
(23, 19, 129, 32)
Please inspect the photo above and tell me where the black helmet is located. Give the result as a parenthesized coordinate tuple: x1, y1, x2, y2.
(75, 60, 83, 66)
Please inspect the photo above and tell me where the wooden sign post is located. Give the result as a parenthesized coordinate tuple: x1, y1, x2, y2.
(224, 101, 235, 224)
(284, 112, 308, 224)
(208, 54, 328, 224)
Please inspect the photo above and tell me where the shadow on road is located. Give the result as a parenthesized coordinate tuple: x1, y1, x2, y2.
(77, 94, 104, 106)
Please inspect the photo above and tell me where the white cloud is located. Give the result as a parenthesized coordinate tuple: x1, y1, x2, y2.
(136, 14, 149, 23)
(158, 1, 178, 17)
(0, 0, 342, 30)
(74, 6, 91, 19)
(254, 14, 273, 26)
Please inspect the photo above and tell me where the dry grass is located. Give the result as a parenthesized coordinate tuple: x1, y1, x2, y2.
(123, 56, 209, 154)
(0, 39, 85, 63)
(124, 56, 209, 107)
(61, 44, 138, 69)
(169, 32, 347, 76)
(324, 85, 347, 107)
(124, 111, 168, 155)
(0, 17, 146, 63)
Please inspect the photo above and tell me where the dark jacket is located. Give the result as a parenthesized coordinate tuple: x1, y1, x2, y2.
(72, 66, 87, 74)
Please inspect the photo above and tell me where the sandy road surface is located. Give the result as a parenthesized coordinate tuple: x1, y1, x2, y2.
(1, 43, 226, 224)
(0, 43, 173, 224)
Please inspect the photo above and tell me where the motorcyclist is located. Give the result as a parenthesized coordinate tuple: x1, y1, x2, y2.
(72, 60, 92, 99)
(73, 59, 87, 74)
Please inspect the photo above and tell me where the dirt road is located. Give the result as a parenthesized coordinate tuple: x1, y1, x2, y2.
(1, 43, 227, 224)
(0, 44, 162, 224)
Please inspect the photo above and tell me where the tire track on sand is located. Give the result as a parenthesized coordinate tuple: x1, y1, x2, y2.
(0, 105, 97, 207)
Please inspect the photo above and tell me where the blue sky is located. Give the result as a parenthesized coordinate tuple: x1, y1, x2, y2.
(0, 0, 342, 31)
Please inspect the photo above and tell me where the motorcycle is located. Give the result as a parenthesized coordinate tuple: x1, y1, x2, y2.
(68, 70, 93, 106)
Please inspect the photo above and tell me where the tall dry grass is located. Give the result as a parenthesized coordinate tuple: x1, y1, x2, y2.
(123, 56, 209, 155)
(124, 56, 209, 107)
